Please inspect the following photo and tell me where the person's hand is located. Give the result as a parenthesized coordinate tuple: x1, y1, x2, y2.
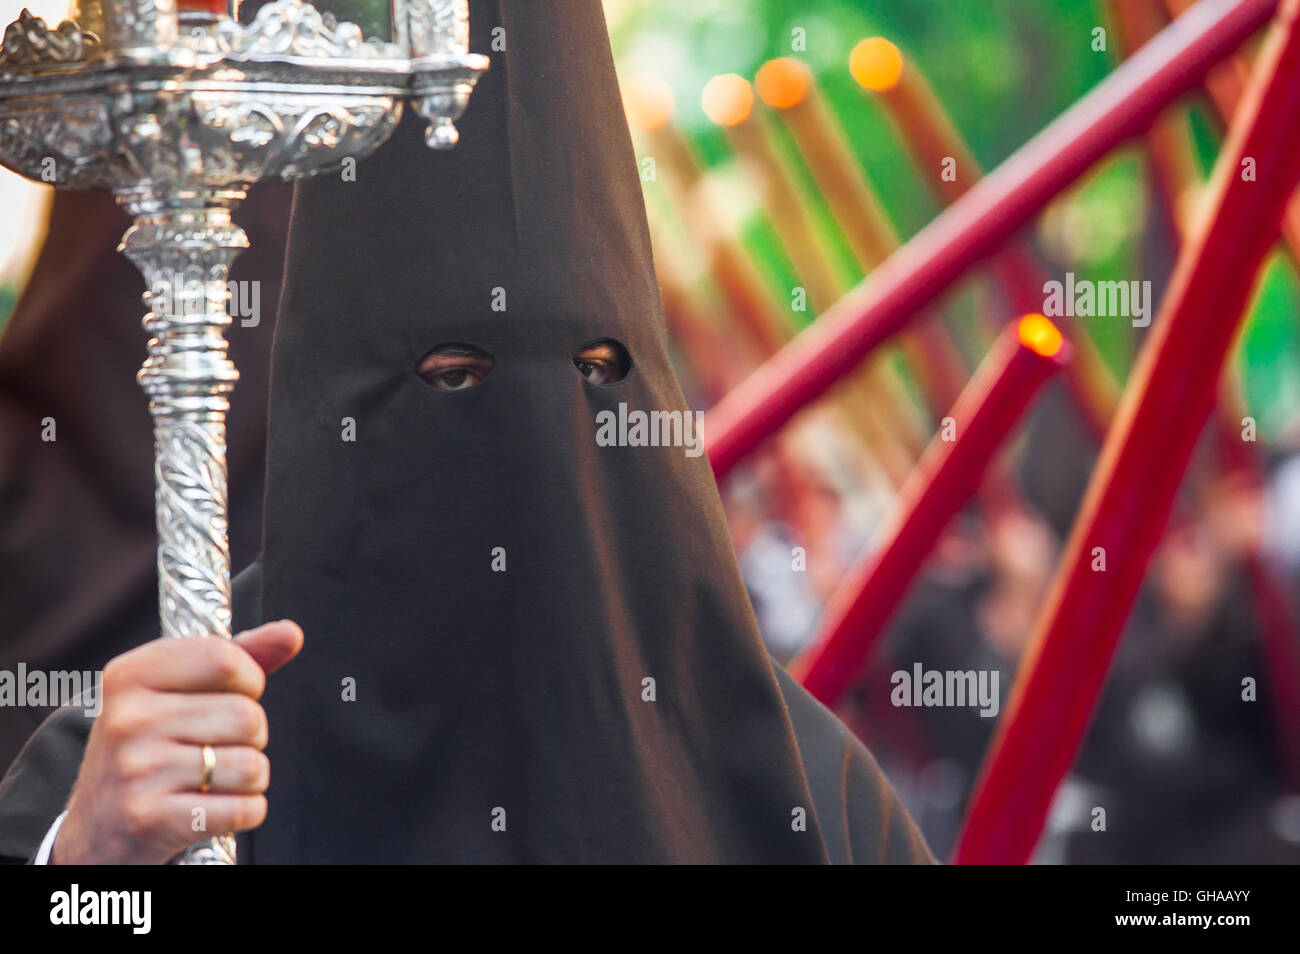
(50, 620, 304, 865)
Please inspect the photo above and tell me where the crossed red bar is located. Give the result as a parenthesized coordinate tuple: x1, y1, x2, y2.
(700, 0, 1300, 863)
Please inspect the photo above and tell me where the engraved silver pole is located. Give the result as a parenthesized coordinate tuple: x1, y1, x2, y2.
(124, 195, 244, 864)
(120, 190, 247, 864)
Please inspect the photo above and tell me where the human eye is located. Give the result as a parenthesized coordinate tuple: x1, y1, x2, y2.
(417, 343, 495, 392)
(572, 338, 631, 386)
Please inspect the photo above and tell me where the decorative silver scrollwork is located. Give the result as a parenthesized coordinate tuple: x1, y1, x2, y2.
(0, 100, 114, 187)
(407, 0, 469, 57)
(102, 0, 176, 55)
(215, 0, 390, 60)
(0, 9, 101, 66)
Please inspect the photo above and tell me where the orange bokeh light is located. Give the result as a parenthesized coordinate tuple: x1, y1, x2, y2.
(755, 58, 812, 110)
(622, 75, 676, 132)
(701, 74, 755, 127)
(1017, 313, 1065, 358)
(850, 37, 904, 92)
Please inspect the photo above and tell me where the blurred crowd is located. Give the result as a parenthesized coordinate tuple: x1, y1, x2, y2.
(727, 379, 1300, 863)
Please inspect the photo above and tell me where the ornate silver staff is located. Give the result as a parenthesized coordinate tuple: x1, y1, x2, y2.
(0, 0, 486, 864)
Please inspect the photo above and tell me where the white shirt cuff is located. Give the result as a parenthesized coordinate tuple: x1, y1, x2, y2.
(33, 811, 68, 865)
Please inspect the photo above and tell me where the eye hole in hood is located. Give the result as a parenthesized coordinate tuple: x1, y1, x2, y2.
(573, 337, 632, 386)
(417, 342, 496, 392)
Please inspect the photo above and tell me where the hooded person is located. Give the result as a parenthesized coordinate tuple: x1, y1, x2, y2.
(0, 0, 933, 864)
(0, 184, 290, 776)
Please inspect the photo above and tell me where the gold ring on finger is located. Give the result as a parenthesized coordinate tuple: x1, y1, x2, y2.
(200, 743, 216, 794)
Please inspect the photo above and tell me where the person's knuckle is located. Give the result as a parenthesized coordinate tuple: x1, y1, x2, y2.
(199, 639, 243, 686)
(117, 743, 160, 783)
(101, 712, 130, 746)
(232, 795, 267, 832)
(243, 701, 269, 748)
(119, 793, 157, 838)
(103, 700, 149, 746)
(101, 656, 134, 693)
(230, 751, 257, 790)
(225, 697, 264, 743)
(246, 751, 271, 791)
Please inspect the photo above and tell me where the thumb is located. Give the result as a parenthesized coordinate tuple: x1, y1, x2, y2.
(233, 620, 305, 676)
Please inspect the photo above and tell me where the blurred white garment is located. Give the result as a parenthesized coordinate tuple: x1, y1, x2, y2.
(1263, 452, 1300, 570)
(738, 522, 822, 657)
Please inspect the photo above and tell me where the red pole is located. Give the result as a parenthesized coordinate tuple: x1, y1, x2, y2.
(1112, 2, 1300, 789)
(790, 315, 1070, 705)
(954, 0, 1300, 865)
(849, 34, 1119, 442)
(1167, 0, 1300, 270)
(703, 0, 1279, 480)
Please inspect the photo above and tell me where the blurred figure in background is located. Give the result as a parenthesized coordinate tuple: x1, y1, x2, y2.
(1066, 466, 1300, 864)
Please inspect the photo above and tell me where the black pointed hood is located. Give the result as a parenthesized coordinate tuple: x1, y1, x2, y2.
(256, 0, 838, 863)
